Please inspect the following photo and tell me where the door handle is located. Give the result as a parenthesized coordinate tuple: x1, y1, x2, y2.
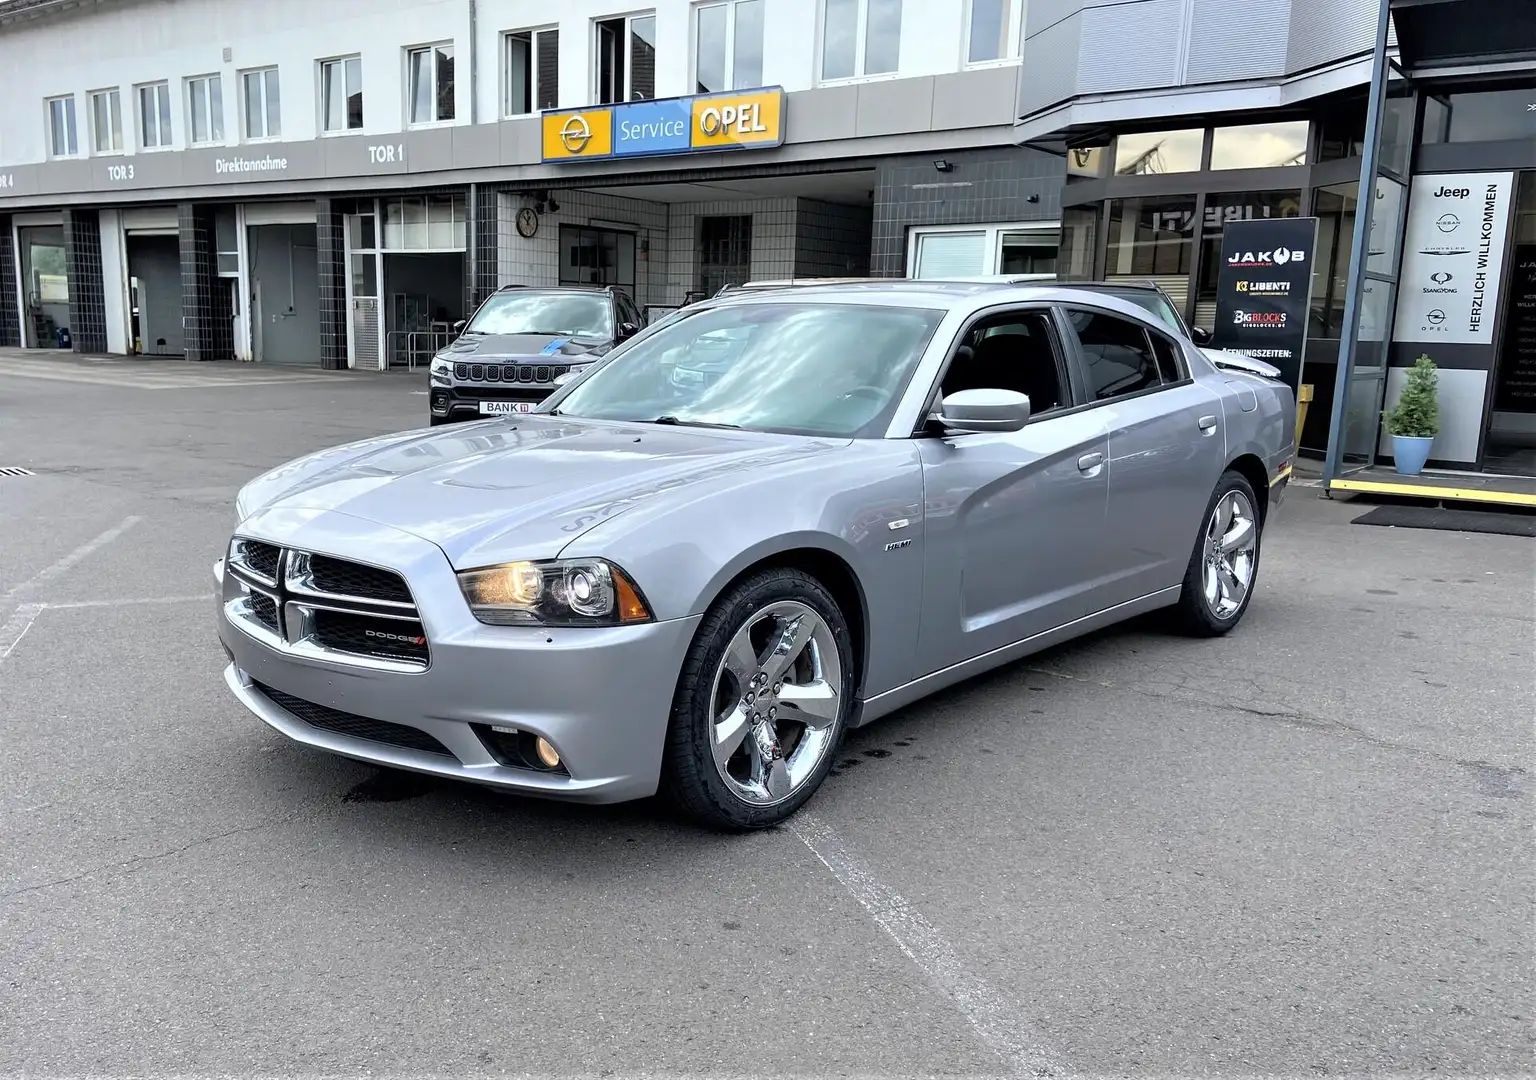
(1198, 414, 1219, 432)
(1077, 451, 1104, 472)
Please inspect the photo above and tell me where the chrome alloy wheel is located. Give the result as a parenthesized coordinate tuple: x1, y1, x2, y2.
(708, 600, 842, 806)
(1202, 489, 1258, 620)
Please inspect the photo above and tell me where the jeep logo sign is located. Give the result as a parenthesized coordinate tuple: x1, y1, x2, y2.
(1434, 187, 1472, 199)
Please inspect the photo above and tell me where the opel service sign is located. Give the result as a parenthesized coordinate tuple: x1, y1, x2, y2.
(540, 88, 785, 163)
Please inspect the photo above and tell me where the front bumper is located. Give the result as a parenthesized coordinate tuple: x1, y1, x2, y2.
(216, 507, 701, 803)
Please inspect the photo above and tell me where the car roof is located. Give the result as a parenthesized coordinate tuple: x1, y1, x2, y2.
(494, 284, 615, 295)
(697, 280, 1184, 327)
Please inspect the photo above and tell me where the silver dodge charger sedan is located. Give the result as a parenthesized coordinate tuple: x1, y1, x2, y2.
(216, 281, 1295, 830)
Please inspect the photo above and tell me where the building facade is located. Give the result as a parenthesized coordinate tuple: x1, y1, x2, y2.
(1016, 0, 1536, 481)
(0, 0, 1062, 369)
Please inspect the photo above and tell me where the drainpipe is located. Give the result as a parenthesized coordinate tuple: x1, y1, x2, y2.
(468, 0, 478, 126)
(1321, 0, 1393, 486)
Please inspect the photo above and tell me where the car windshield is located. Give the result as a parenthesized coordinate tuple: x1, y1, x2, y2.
(466, 291, 611, 339)
(549, 301, 945, 437)
(1090, 287, 1185, 335)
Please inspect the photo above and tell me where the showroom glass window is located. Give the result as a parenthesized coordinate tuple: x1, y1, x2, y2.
(821, 0, 902, 80)
(1425, 86, 1536, 143)
(187, 75, 224, 145)
(505, 27, 559, 114)
(1112, 129, 1202, 175)
(321, 56, 363, 132)
(408, 43, 455, 124)
(1209, 121, 1308, 170)
(695, 0, 764, 93)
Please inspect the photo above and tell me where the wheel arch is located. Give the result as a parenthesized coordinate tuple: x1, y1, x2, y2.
(691, 536, 871, 701)
(1226, 452, 1270, 523)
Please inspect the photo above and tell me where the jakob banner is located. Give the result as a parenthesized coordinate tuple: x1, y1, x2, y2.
(1392, 172, 1515, 345)
(1210, 216, 1319, 393)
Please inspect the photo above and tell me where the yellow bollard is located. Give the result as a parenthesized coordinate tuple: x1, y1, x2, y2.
(1295, 384, 1314, 449)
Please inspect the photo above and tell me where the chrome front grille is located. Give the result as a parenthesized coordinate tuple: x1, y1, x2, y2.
(225, 540, 430, 672)
(452, 362, 568, 384)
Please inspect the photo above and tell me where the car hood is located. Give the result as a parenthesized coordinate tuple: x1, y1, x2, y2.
(442, 332, 611, 362)
(236, 416, 848, 566)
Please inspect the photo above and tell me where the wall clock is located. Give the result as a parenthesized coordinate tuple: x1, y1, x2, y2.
(516, 207, 539, 238)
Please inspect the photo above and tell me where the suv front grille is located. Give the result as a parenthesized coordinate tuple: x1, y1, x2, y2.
(255, 682, 452, 756)
(452, 363, 569, 385)
(225, 542, 431, 672)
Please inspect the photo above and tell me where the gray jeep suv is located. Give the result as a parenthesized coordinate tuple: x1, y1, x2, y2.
(428, 285, 646, 425)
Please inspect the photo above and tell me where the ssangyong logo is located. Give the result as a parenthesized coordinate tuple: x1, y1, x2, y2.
(366, 628, 427, 646)
(1233, 310, 1287, 328)
(1227, 246, 1306, 268)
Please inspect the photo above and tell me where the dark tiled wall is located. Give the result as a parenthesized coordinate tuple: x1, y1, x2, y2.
(315, 198, 347, 370)
(0, 216, 18, 347)
(63, 209, 107, 352)
(469, 184, 498, 315)
(871, 149, 1066, 276)
(178, 203, 218, 361)
(794, 199, 873, 278)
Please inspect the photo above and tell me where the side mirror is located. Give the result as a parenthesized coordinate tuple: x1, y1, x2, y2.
(1190, 326, 1212, 345)
(452, 319, 468, 338)
(937, 388, 1031, 434)
(618, 321, 639, 340)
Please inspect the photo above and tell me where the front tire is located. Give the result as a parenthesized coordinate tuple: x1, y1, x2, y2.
(662, 568, 854, 831)
(1171, 470, 1262, 637)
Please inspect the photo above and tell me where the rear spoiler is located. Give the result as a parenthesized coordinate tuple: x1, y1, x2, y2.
(1201, 348, 1284, 381)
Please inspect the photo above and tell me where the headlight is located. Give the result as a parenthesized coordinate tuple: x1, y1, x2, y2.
(456, 558, 652, 626)
(429, 355, 452, 386)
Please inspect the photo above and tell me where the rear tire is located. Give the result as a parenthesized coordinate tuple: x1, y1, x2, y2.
(662, 568, 854, 831)
(1171, 470, 1262, 637)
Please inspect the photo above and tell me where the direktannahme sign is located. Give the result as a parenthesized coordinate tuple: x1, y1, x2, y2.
(1210, 216, 1320, 393)
(541, 87, 785, 163)
(1392, 172, 1515, 346)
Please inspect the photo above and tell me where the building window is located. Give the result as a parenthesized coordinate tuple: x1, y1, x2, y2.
(47, 95, 78, 158)
(187, 75, 225, 145)
(138, 82, 173, 148)
(1113, 129, 1203, 175)
(1209, 121, 1308, 170)
(321, 56, 363, 132)
(964, 0, 1022, 64)
(1059, 206, 1099, 281)
(504, 27, 559, 115)
(242, 67, 281, 140)
(595, 13, 656, 103)
(695, 0, 764, 93)
(1105, 195, 1196, 314)
(907, 222, 1060, 278)
(822, 0, 902, 80)
(1310, 182, 1358, 339)
(382, 196, 467, 250)
(408, 43, 455, 124)
(90, 88, 122, 153)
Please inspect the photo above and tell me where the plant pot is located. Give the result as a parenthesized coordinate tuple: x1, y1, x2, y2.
(1391, 434, 1434, 476)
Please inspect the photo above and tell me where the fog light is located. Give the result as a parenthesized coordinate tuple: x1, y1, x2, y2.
(534, 736, 561, 769)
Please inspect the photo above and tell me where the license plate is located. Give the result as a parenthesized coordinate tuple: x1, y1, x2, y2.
(480, 401, 535, 415)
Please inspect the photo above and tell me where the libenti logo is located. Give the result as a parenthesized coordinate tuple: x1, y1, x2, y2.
(1226, 246, 1306, 268)
(1233, 310, 1287, 328)
(1235, 280, 1291, 296)
(215, 155, 288, 174)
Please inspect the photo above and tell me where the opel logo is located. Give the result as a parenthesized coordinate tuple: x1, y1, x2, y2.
(559, 115, 593, 153)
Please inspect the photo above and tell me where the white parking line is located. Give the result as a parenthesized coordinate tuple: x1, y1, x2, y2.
(789, 813, 1074, 1080)
(46, 594, 214, 610)
(0, 603, 45, 661)
(1, 515, 142, 601)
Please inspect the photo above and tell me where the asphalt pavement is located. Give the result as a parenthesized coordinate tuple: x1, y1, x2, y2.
(1, 351, 1531, 1078)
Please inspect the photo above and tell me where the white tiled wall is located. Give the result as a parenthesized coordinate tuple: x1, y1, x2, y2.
(498, 192, 827, 308)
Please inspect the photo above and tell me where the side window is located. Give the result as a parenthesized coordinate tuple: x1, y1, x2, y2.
(1066, 309, 1162, 401)
(1148, 330, 1185, 383)
(937, 310, 1068, 416)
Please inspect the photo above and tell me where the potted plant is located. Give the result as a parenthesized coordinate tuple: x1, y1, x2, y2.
(1383, 353, 1439, 476)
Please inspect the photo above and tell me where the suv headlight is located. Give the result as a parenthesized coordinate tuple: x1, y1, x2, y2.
(430, 355, 452, 386)
(457, 558, 652, 626)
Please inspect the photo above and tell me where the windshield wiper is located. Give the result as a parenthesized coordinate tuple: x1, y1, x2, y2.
(643, 415, 742, 430)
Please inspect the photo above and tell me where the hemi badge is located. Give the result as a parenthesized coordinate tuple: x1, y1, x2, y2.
(887, 518, 910, 531)
(885, 538, 912, 551)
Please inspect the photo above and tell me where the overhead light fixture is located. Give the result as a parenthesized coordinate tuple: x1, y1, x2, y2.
(932, 159, 954, 173)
